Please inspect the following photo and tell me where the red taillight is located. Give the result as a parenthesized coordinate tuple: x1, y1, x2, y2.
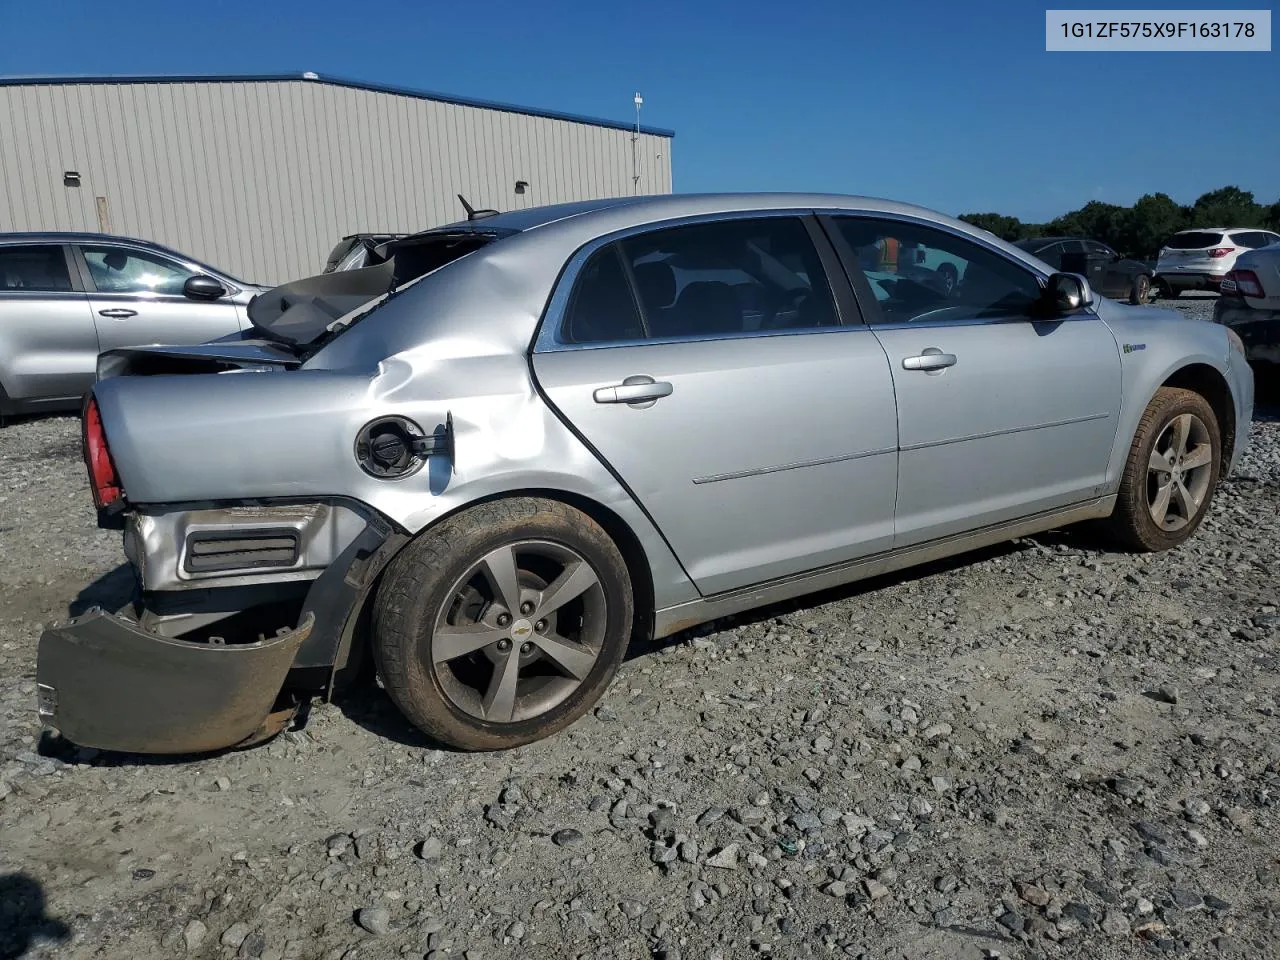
(1207, 247, 1234, 258)
(1233, 269, 1265, 298)
(83, 395, 123, 509)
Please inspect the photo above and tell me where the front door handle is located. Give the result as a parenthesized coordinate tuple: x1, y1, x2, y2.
(902, 348, 957, 372)
(593, 375, 673, 407)
(98, 308, 137, 319)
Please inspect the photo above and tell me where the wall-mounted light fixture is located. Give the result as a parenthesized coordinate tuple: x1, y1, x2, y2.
(514, 180, 529, 195)
(63, 171, 81, 187)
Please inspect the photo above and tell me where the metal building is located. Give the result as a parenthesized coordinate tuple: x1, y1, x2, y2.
(0, 73, 675, 285)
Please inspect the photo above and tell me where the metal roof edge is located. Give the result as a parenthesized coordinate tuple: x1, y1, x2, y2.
(0, 71, 677, 138)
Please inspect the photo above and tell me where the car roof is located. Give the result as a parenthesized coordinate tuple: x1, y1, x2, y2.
(0, 230, 184, 251)
(422, 192, 991, 239)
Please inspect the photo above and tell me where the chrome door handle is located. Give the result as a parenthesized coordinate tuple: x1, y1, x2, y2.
(593, 375, 673, 406)
(902, 348, 956, 372)
(98, 308, 137, 319)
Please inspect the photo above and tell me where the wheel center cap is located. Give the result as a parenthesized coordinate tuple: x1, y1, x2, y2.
(510, 618, 534, 641)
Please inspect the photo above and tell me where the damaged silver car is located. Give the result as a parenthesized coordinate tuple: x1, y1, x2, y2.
(38, 193, 1255, 754)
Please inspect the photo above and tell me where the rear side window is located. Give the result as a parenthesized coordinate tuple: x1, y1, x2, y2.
(1166, 232, 1224, 249)
(561, 246, 645, 344)
(560, 216, 840, 344)
(1231, 231, 1278, 249)
(0, 245, 73, 292)
(620, 217, 839, 339)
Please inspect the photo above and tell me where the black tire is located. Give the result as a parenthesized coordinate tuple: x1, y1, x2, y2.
(372, 497, 633, 750)
(1104, 387, 1221, 552)
(1129, 274, 1152, 305)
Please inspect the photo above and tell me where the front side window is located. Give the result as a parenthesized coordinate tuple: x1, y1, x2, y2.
(1085, 241, 1116, 259)
(0, 245, 73, 292)
(833, 217, 1042, 324)
(81, 246, 194, 296)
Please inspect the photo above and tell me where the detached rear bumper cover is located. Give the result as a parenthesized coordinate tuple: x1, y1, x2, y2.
(37, 610, 313, 754)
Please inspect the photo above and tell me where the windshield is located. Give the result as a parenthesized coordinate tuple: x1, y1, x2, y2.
(246, 229, 504, 348)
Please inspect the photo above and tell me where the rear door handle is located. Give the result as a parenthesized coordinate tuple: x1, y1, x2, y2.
(902, 348, 957, 372)
(98, 308, 137, 319)
(593, 375, 673, 406)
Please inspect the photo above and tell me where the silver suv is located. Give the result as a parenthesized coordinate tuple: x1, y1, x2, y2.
(0, 233, 264, 417)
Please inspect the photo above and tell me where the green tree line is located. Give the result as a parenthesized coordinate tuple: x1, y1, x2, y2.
(959, 186, 1280, 260)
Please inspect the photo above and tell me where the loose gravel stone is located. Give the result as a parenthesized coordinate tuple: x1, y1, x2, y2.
(552, 828, 585, 849)
(182, 920, 208, 951)
(357, 906, 391, 936)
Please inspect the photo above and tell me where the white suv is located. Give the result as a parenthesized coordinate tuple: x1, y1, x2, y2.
(1155, 227, 1280, 297)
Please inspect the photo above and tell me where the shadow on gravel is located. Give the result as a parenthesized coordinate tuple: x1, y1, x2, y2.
(67, 563, 136, 618)
(333, 685, 449, 751)
(0, 873, 69, 960)
(334, 521, 1138, 748)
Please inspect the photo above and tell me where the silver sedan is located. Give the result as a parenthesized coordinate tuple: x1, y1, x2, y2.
(37, 194, 1254, 755)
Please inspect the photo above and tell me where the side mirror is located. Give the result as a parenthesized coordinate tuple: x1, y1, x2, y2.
(183, 274, 227, 300)
(1044, 273, 1094, 315)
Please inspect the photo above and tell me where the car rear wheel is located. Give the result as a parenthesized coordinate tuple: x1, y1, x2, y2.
(1129, 274, 1152, 305)
(1104, 387, 1220, 552)
(371, 497, 633, 750)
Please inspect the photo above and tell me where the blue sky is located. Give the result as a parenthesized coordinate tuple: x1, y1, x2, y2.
(3, 0, 1276, 222)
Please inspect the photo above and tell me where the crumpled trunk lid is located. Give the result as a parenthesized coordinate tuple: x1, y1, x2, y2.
(96, 338, 303, 380)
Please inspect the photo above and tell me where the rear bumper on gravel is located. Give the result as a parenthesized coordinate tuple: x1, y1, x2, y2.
(35, 502, 407, 755)
(37, 610, 314, 754)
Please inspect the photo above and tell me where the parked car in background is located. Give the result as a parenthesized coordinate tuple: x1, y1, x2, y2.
(1014, 237, 1155, 304)
(1214, 240, 1280, 373)
(37, 193, 1254, 758)
(1155, 227, 1280, 297)
(0, 233, 265, 417)
(322, 233, 407, 273)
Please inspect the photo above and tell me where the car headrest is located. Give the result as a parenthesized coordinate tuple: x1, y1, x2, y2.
(666, 280, 741, 336)
(632, 260, 676, 308)
(103, 251, 129, 271)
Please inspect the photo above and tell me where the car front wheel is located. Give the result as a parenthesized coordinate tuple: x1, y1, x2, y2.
(1105, 387, 1221, 552)
(372, 497, 634, 750)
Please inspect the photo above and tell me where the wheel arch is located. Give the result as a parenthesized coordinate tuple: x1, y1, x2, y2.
(1159, 362, 1236, 465)
(332, 487, 658, 692)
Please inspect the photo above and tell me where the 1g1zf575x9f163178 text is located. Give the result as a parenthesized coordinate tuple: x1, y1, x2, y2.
(1061, 20, 1254, 39)
(1045, 10, 1271, 51)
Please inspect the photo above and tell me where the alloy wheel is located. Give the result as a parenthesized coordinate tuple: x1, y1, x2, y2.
(430, 540, 607, 723)
(1146, 413, 1213, 531)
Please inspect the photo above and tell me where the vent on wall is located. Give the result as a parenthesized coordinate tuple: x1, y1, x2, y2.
(184, 530, 301, 574)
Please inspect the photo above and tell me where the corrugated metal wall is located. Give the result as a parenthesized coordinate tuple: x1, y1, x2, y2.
(0, 79, 673, 285)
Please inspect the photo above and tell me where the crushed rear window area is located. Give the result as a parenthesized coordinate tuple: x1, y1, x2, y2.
(246, 229, 505, 348)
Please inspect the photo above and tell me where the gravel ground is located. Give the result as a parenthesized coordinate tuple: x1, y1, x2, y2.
(2, 295, 1278, 960)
